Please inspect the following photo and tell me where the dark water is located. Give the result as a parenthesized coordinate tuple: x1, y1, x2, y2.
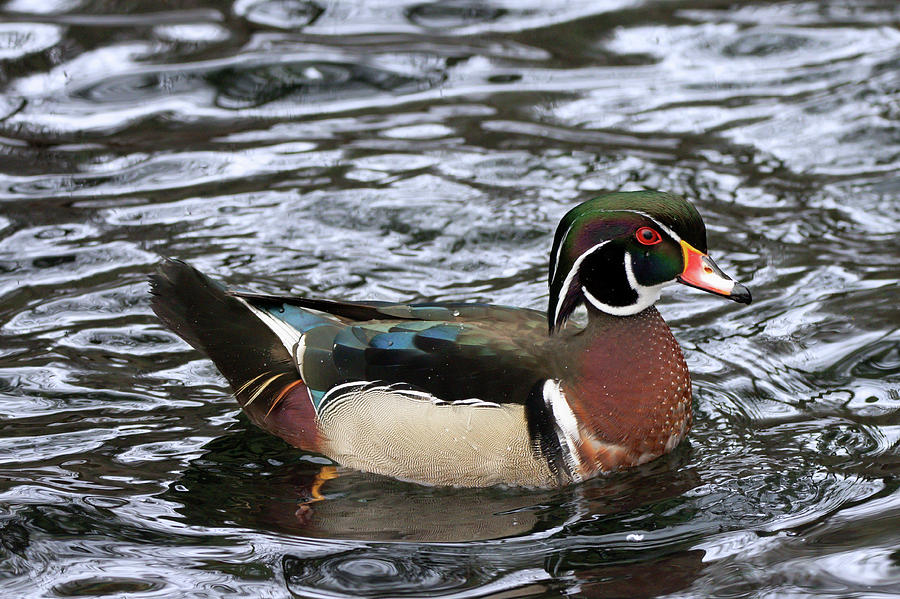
(1, 0, 899, 597)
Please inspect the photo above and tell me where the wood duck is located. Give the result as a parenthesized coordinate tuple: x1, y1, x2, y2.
(150, 190, 751, 487)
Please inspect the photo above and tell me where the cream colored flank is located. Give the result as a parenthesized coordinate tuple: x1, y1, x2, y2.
(317, 383, 557, 487)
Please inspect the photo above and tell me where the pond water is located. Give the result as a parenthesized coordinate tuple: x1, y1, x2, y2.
(1, 0, 899, 597)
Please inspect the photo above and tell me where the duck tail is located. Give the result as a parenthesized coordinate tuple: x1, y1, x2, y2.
(149, 259, 320, 449)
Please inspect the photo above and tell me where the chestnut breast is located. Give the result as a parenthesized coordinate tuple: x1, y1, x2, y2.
(557, 307, 692, 474)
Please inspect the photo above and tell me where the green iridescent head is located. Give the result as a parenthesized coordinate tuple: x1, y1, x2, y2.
(547, 190, 750, 332)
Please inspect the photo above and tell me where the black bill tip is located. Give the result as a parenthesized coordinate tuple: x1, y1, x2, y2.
(730, 282, 752, 304)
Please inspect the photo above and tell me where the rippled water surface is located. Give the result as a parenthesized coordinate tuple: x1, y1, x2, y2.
(1, 0, 899, 597)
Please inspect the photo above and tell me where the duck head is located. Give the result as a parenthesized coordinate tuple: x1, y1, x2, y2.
(548, 191, 751, 332)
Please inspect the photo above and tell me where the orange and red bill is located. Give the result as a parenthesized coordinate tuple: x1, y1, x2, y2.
(677, 241, 751, 304)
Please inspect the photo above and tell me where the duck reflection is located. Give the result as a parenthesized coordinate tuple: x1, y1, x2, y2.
(167, 431, 557, 541)
(565, 549, 706, 598)
(164, 427, 705, 596)
(166, 425, 701, 543)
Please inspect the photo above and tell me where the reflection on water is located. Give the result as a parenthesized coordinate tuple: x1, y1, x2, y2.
(168, 426, 700, 543)
(0, 0, 898, 597)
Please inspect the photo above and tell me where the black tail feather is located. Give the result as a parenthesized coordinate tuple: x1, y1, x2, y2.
(149, 259, 301, 428)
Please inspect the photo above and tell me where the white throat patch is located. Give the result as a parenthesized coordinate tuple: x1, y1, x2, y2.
(557, 246, 670, 321)
(581, 252, 670, 317)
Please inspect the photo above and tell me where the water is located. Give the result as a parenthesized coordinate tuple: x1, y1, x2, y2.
(1, 0, 898, 596)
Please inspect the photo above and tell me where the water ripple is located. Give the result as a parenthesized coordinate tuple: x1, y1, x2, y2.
(233, 0, 324, 29)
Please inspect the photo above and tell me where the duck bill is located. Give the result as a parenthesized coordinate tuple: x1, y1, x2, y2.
(676, 241, 751, 304)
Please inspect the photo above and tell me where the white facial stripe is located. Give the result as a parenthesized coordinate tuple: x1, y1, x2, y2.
(551, 208, 681, 282)
(581, 252, 669, 317)
(620, 209, 682, 244)
(624, 251, 671, 311)
(553, 240, 610, 326)
(624, 250, 639, 289)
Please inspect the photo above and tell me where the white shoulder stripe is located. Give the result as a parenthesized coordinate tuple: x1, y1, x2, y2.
(543, 380, 583, 482)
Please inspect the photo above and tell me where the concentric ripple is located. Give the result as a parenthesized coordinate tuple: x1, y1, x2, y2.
(283, 550, 469, 597)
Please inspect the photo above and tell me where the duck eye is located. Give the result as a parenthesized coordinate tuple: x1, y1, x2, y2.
(636, 227, 662, 245)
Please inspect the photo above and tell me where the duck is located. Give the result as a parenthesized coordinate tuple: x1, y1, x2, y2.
(150, 190, 751, 488)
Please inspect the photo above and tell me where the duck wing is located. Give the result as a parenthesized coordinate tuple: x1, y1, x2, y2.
(232, 290, 550, 408)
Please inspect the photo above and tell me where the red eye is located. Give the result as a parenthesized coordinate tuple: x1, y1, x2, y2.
(636, 227, 662, 245)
